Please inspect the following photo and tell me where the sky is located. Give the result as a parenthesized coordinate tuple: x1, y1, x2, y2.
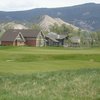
(0, 0, 100, 11)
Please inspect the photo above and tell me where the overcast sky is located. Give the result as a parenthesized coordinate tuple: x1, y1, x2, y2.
(0, 0, 100, 11)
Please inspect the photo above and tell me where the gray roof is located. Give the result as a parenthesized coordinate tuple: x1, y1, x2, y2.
(46, 32, 67, 42)
(0, 29, 41, 41)
(0, 30, 21, 41)
(20, 29, 41, 38)
(46, 36, 59, 42)
(70, 36, 80, 43)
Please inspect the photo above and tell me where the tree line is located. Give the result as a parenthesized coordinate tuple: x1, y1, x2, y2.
(0, 23, 100, 47)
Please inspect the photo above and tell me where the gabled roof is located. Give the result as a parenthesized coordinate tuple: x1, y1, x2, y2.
(0, 29, 42, 41)
(0, 30, 22, 41)
(19, 29, 41, 38)
(46, 32, 67, 42)
(46, 36, 59, 42)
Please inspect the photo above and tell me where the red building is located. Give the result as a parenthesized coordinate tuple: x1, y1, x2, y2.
(0, 30, 25, 46)
(0, 29, 45, 47)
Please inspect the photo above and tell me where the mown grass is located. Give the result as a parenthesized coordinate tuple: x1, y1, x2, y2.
(0, 46, 100, 99)
(0, 46, 100, 73)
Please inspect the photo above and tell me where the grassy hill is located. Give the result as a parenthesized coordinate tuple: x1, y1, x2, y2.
(0, 46, 100, 100)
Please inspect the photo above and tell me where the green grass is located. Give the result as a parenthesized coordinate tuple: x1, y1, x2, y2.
(0, 46, 100, 99)
(0, 46, 100, 74)
(0, 69, 100, 100)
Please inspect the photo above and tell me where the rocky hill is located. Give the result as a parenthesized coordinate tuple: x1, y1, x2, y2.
(0, 3, 100, 31)
(0, 22, 28, 29)
(39, 15, 78, 31)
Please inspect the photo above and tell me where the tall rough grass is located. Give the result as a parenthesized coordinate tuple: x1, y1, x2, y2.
(0, 69, 100, 100)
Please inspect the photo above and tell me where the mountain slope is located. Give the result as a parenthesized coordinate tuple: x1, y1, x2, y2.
(0, 3, 100, 31)
(39, 15, 78, 31)
(0, 22, 28, 30)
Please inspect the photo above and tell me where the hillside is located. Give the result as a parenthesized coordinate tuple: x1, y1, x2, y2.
(39, 15, 78, 31)
(0, 15, 79, 32)
(0, 3, 100, 31)
(0, 22, 28, 29)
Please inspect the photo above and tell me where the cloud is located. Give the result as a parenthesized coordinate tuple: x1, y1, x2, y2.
(0, 0, 68, 11)
(0, 0, 100, 11)
(0, 0, 34, 11)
